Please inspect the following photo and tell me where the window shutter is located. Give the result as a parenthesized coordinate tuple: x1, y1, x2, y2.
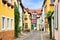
(54, 5, 58, 29)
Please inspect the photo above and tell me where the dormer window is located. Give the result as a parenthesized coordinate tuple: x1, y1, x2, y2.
(25, 23, 28, 28)
(7, 0, 12, 7)
(2, 0, 7, 4)
(11, 4, 14, 9)
(11, 0, 14, 9)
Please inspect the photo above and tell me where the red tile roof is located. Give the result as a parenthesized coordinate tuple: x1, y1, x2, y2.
(24, 8, 42, 15)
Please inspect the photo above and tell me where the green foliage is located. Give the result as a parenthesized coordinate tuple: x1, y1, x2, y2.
(14, 2, 20, 38)
(46, 11, 52, 18)
(46, 11, 52, 39)
(18, 26, 22, 33)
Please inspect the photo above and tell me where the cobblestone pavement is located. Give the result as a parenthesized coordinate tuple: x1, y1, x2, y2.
(23, 31, 42, 40)
(43, 32, 51, 40)
(15, 31, 51, 40)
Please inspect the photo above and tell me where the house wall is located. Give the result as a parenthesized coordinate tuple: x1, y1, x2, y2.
(37, 18, 40, 30)
(54, 29, 58, 40)
(45, 0, 54, 13)
(44, 0, 54, 33)
(0, 0, 14, 40)
(54, 0, 58, 40)
(58, 0, 60, 40)
(23, 10, 31, 31)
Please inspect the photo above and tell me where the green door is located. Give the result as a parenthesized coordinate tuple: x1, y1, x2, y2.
(31, 25, 34, 30)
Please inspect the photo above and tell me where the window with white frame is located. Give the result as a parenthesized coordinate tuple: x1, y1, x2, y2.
(32, 14, 36, 19)
(7, 18, 10, 29)
(32, 20, 36, 23)
(25, 23, 28, 28)
(11, 19, 13, 29)
(2, 17, 5, 30)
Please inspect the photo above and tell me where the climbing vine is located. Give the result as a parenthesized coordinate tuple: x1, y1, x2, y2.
(14, 2, 20, 38)
(46, 11, 52, 39)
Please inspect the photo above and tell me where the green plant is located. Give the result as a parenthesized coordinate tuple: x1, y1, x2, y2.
(46, 11, 52, 39)
(14, 2, 20, 38)
(18, 26, 22, 33)
(46, 11, 52, 18)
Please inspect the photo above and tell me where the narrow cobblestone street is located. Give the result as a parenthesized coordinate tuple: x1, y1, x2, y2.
(15, 31, 51, 40)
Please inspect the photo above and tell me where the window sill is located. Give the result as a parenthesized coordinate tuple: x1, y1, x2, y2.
(7, 28, 11, 30)
(2, 29, 5, 31)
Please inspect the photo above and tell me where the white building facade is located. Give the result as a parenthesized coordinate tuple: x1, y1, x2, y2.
(18, 1, 23, 30)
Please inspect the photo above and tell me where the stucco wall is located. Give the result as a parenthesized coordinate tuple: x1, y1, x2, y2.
(54, 30, 58, 40)
(0, 0, 14, 40)
(58, 1, 60, 40)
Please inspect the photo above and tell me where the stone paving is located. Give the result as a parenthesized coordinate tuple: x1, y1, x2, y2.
(15, 31, 51, 40)
(43, 32, 51, 40)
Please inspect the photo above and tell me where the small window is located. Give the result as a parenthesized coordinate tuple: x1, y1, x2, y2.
(50, 0, 53, 4)
(32, 14, 36, 19)
(2, 17, 5, 30)
(2, 0, 7, 4)
(7, 18, 9, 29)
(11, 19, 13, 29)
(23, 23, 24, 27)
(7, 0, 12, 7)
(25, 23, 28, 28)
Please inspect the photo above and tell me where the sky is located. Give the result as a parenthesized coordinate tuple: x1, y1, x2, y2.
(22, 0, 44, 10)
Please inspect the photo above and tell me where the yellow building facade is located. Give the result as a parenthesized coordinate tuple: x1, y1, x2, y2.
(45, 0, 54, 13)
(0, 0, 14, 40)
(43, 0, 54, 32)
(23, 9, 31, 32)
